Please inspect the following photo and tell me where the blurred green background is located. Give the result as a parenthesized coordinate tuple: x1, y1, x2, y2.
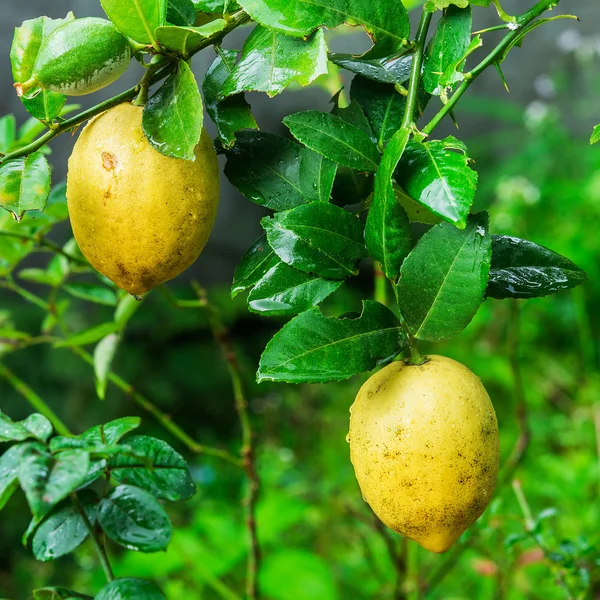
(1, 2, 600, 600)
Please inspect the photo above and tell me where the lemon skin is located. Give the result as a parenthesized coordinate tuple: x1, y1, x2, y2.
(66, 103, 220, 295)
(349, 355, 499, 553)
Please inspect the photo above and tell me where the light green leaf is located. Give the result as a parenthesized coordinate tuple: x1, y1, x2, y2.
(231, 234, 279, 298)
(100, 0, 167, 44)
(63, 282, 117, 306)
(94, 334, 119, 400)
(80, 417, 141, 446)
(591, 124, 600, 145)
(54, 322, 120, 348)
(155, 19, 226, 54)
(96, 579, 165, 600)
(0, 116, 17, 153)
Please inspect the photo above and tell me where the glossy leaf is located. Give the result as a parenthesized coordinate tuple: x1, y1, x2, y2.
(33, 588, 92, 600)
(20, 414, 53, 442)
(203, 48, 258, 148)
(333, 100, 372, 136)
(236, 0, 409, 56)
(96, 579, 166, 600)
(423, 5, 472, 95)
(231, 234, 279, 298)
(100, 0, 167, 44)
(284, 111, 380, 172)
(590, 124, 600, 145)
(0, 412, 52, 443)
(395, 136, 478, 228)
(143, 60, 203, 161)
(94, 333, 119, 400)
(257, 300, 405, 383)
(155, 19, 227, 54)
(298, 149, 337, 203)
(248, 262, 343, 316)
(436, 35, 482, 101)
(262, 203, 366, 279)
(0, 152, 51, 220)
(330, 52, 412, 86)
(80, 417, 141, 446)
(220, 26, 328, 98)
(223, 132, 306, 210)
(396, 212, 491, 342)
(98, 484, 172, 552)
(167, 0, 197, 25)
(193, 0, 241, 13)
(0, 444, 25, 510)
(365, 127, 411, 281)
(108, 436, 196, 501)
(425, 0, 490, 9)
(487, 235, 588, 299)
(54, 322, 120, 348)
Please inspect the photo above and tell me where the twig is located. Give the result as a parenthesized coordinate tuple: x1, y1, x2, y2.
(194, 283, 261, 600)
(0, 231, 89, 266)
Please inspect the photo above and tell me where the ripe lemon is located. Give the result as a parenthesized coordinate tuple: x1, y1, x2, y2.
(349, 355, 499, 553)
(66, 103, 220, 295)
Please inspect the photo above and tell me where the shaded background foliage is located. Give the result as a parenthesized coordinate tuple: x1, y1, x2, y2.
(0, 0, 599, 598)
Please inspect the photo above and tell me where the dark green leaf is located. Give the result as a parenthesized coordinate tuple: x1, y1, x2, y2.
(0, 444, 25, 510)
(203, 48, 258, 149)
(54, 322, 120, 348)
(423, 6, 472, 95)
(395, 137, 477, 228)
(396, 212, 491, 342)
(98, 484, 172, 552)
(33, 588, 92, 600)
(63, 283, 117, 306)
(236, 0, 409, 56)
(262, 203, 366, 279)
(94, 334, 119, 400)
(331, 168, 373, 205)
(108, 436, 196, 501)
(32, 491, 97, 561)
(155, 19, 227, 54)
(487, 235, 587, 299)
(231, 234, 279, 298)
(330, 52, 412, 85)
(80, 417, 141, 445)
(298, 149, 337, 203)
(257, 300, 406, 383)
(223, 132, 306, 210)
(220, 26, 328, 98)
(284, 111, 380, 172)
(365, 127, 411, 281)
(100, 0, 167, 44)
(591, 124, 600, 145)
(143, 60, 203, 161)
(248, 262, 343, 316)
(0, 152, 51, 220)
(96, 579, 165, 600)
(167, 0, 197, 25)
(332, 100, 372, 136)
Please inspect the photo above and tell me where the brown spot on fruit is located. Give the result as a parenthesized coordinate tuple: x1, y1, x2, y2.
(101, 151, 117, 171)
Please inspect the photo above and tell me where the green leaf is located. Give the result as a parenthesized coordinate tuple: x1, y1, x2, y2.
(0, 152, 51, 221)
(96, 579, 165, 600)
(236, 0, 409, 56)
(422, 5, 472, 95)
(33, 588, 92, 600)
(155, 19, 227, 53)
(424, 0, 484, 9)
(54, 322, 120, 348)
(298, 149, 337, 203)
(220, 26, 328, 98)
(331, 168, 373, 205)
(0, 116, 17, 153)
(487, 235, 588, 299)
(436, 34, 482, 101)
(223, 132, 307, 210)
(115, 294, 143, 329)
(80, 417, 141, 445)
(283, 111, 380, 172)
(257, 300, 406, 383)
(167, 0, 197, 25)
(19, 268, 61, 286)
(108, 436, 196, 501)
(203, 48, 258, 149)
(365, 127, 411, 281)
(330, 52, 412, 85)
(333, 99, 372, 136)
(395, 136, 478, 228)
(590, 124, 600, 145)
(63, 282, 118, 306)
(20, 414, 53, 442)
(248, 261, 343, 316)
(18, 445, 90, 519)
(143, 60, 203, 161)
(98, 484, 172, 552)
(231, 234, 279, 298)
(100, 0, 167, 44)
(350, 77, 406, 148)
(262, 203, 366, 279)
(94, 334, 120, 400)
(194, 0, 241, 12)
(32, 491, 97, 561)
(0, 444, 25, 510)
(0, 412, 52, 443)
(396, 212, 491, 342)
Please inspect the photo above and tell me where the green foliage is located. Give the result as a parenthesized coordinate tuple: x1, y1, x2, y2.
(100, 0, 167, 45)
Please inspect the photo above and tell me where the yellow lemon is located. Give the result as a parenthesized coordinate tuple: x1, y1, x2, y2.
(66, 103, 220, 295)
(349, 355, 499, 553)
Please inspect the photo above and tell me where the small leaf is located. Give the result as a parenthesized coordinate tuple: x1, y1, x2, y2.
(80, 417, 141, 445)
(0, 116, 17, 153)
(262, 203, 366, 279)
(98, 484, 172, 552)
(63, 282, 117, 306)
(167, 0, 197, 26)
(96, 579, 165, 600)
(396, 212, 491, 342)
(590, 124, 600, 145)
(19, 268, 61, 286)
(283, 111, 380, 172)
(33, 588, 92, 600)
(257, 300, 406, 383)
(0, 152, 51, 220)
(0, 411, 52, 443)
(330, 52, 412, 85)
(487, 235, 587, 299)
(100, 0, 167, 44)
(298, 149, 337, 203)
(220, 26, 328, 98)
(94, 334, 120, 400)
(248, 262, 343, 316)
(143, 60, 203, 161)
(203, 48, 258, 149)
(231, 234, 279, 298)
(20, 414, 53, 442)
(155, 19, 227, 54)
(0, 444, 25, 510)
(54, 322, 120, 348)
(395, 136, 478, 228)
(108, 436, 196, 501)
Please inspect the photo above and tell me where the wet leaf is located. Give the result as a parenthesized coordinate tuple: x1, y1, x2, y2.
(96, 579, 165, 600)
(155, 19, 226, 54)
(0, 411, 52, 443)
(298, 149, 337, 203)
(330, 52, 412, 86)
(0, 444, 25, 510)
(231, 234, 279, 298)
(80, 417, 141, 446)
(257, 300, 405, 383)
(94, 334, 119, 400)
(396, 212, 491, 342)
(193, 0, 241, 13)
(100, 0, 167, 44)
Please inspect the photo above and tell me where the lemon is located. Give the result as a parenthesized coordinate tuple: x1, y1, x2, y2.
(349, 355, 499, 553)
(66, 103, 220, 295)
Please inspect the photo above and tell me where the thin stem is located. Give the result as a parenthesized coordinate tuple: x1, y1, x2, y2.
(406, 539, 420, 600)
(492, 0, 517, 23)
(422, 0, 560, 135)
(374, 262, 388, 307)
(0, 231, 88, 266)
(0, 361, 71, 436)
(71, 495, 114, 583)
(512, 480, 535, 531)
(400, 10, 433, 130)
